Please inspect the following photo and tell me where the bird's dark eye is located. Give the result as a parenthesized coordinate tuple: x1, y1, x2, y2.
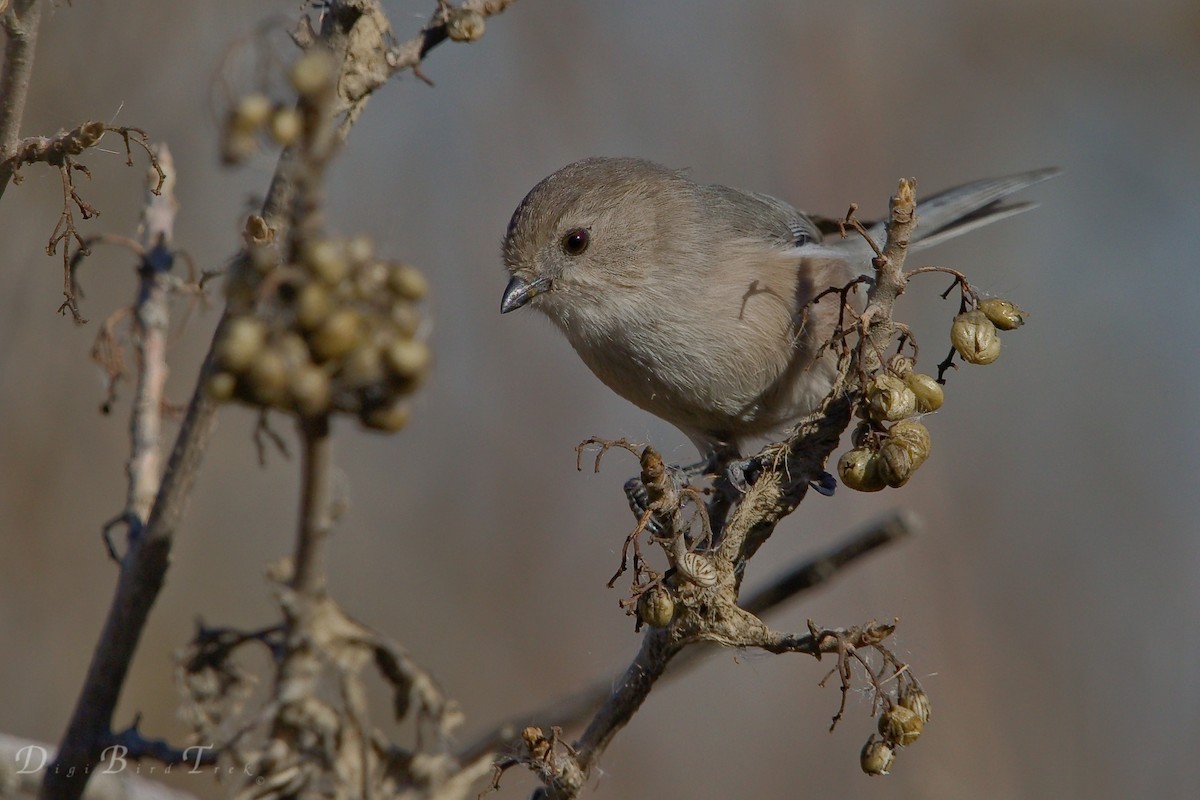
(562, 228, 590, 255)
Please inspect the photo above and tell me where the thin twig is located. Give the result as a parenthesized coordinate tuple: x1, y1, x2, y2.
(0, 0, 42, 202)
(126, 144, 178, 524)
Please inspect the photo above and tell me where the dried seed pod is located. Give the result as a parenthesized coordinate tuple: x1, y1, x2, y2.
(268, 107, 303, 147)
(865, 373, 918, 422)
(354, 261, 390, 300)
(838, 447, 886, 492)
(860, 737, 896, 776)
(205, 371, 237, 402)
(294, 282, 332, 330)
(878, 705, 923, 747)
(903, 372, 944, 412)
(636, 585, 675, 628)
(898, 687, 932, 724)
(340, 343, 385, 389)
(232, 94, 272, 133)
(347, 234, 374, 266)
(246, 347, 289, 406)
(382, 338, 431, 381)
(276, 332, 311, 368)
(310, 309, 363, 362)
(676, 552, 718, 587)
(290, 50, 335, 98)
(876, 420, 931, 488)
(445, 8, 485, 41)
(216, 317, 267, 373)
(979, 297, 1026, 330)
(361, 403, 410, 432)
(950, 310, 1001, 365)
(289, 363, 331, 417)
(887, 354, 914, 378)
(387, 264, 428, 301)
(390, 306, 421, 337)
(303, 240, 350, 285)
(76, 121, 106, 149)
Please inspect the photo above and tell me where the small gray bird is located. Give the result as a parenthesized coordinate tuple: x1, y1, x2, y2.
(501, 157, 1056, 458)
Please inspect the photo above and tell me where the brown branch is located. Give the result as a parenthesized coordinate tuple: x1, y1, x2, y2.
(291, 415, 332, 596)
(0, 0, 41, 202)
(459, 512, 916, 767)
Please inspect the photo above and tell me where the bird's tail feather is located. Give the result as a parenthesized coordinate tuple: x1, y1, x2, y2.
(812, 167, 1061, 265)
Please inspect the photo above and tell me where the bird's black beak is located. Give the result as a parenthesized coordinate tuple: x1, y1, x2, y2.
(500, 274, 551, 313)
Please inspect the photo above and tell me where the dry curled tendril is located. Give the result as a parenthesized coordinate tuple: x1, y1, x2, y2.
(1, 122, 164, 323)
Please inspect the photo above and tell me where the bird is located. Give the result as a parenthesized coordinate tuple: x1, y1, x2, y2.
(500, 157, 1057, 461)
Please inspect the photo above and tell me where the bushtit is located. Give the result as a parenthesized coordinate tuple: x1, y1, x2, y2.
(501, 157, 1056, 458)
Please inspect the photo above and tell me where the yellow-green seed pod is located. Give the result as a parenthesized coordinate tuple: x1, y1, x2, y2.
(838, 447, 886, 492)
(860, 738, 896, 776)
(303, 240, 350, 285)
(866, 373, 918, 422)
(876, 419, 931, 488)
(391, 306, 421, 337)
(899, 687, 932, 724)
(382, 338, 431, 381)
(636, 585, 675, 629)
(290, 50, 335, 98)
(205, 371, 237, 402)
(951, 310, 1001, 365)
(310, 309, 363, 362)
(387, 264, 429, 301)
(275, 332, 311, 368)
(361, 403, 410, 432)
(233, 94, 273, 133)
(246, 348, 289, 407)
(268, 107, 303, 147)
(294, 282, 333, 330)
(289, 363, 331, 417)
(216, 317, 267, 373)
(340, 344, 385, 389)
(354, 261, 390, 300)
(979, 297, 1026, 331)
(903, 372, 944, 413)
(878, 706, 923, 747)
(346, 234, 374, 267)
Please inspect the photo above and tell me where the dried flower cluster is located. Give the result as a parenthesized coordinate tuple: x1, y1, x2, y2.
(208, 52, 431, 430)
(860, 684, 933, 776)
(209, 222, 430, 430)
(838, 291, 1027, 492)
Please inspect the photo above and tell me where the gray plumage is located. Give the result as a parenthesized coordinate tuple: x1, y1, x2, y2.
(501, 157, 1057, 455)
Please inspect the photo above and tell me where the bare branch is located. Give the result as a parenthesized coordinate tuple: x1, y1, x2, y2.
(462, 512, 916, 772)
(0, 0, 41, 202)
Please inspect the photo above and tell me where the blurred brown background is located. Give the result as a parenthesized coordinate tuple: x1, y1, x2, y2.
(2, 1, 1197, 798)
